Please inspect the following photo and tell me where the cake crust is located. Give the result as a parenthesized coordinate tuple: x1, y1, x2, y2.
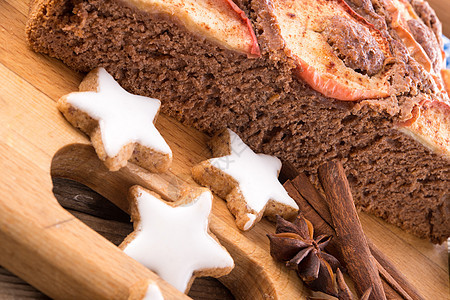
(26, 0, 450, 242)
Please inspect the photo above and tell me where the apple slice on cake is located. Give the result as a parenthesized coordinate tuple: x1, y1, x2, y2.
(268, 0, 392, 101)
(125, 0, 260, 57)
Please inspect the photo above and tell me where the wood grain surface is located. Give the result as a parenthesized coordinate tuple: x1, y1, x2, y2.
(0, 0, 449, 299)
(0, 178, 234, 300)
(0, 0, 308, 298)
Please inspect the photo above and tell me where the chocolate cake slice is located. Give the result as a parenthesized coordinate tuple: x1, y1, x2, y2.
(26, 0, 449, 242)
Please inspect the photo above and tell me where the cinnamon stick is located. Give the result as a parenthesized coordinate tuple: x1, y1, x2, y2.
(382, 281, 404, 300)
(284, 171, 425, 300)
(283, 181, 335, 238)
(336, 268, 356, 300)
(279, 160, 301, 184)
(375, 260, 412, 300)
(291, 173, 333, 226)
(368, 240, 422, 300)
(317, 161, 386, 300)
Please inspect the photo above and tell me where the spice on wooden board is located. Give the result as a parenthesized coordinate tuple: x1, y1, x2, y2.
(336, 268, 372, 300)
(285, 174, 423, 300)
(279, 161, 424, 300)
(267, 215, 340, 296)
(318, 161, 386, 300)
(267, 214, 374, 299)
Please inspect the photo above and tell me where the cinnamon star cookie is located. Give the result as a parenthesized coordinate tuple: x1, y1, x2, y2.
(57, 67, 172, 172)
(192, 129, 298, 231)
(120, 186, 234, 293)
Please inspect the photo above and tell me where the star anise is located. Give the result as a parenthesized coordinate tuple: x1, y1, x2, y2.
(267, 214, 340, 296)
(306, 269, 372, 300)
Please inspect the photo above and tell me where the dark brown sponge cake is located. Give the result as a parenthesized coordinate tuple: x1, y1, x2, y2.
(26, 0, 449, 242)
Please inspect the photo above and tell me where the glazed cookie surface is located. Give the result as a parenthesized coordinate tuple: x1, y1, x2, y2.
(192, 129, 298, 230)
(57, 68, 172, 172)
(120, 185, 234, 293)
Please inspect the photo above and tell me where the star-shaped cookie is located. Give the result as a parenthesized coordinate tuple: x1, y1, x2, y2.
(132, 281, 163, 300)
(57, 67, 172, 172)
(192, 129, 298, 230)
(120, 185, 234, 293)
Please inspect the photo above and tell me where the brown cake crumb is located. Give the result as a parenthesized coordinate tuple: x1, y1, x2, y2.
(26, 0, 449, 242)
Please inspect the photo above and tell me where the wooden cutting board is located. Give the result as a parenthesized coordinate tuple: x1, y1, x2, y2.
(0, 177, 236, 299)
(0, 0, 448, 299)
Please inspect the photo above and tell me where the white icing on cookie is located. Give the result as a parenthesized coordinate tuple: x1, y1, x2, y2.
(210, 129, 298, 223)
(66, 68, 172, 158)
(143, 282, 164, 300)
(123, 187, 234, 293)
(243, 213, 257, 231)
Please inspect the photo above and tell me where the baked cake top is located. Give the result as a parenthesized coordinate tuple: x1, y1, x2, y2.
(26, 0, 450, 158)
(123, 0, 260, 57)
